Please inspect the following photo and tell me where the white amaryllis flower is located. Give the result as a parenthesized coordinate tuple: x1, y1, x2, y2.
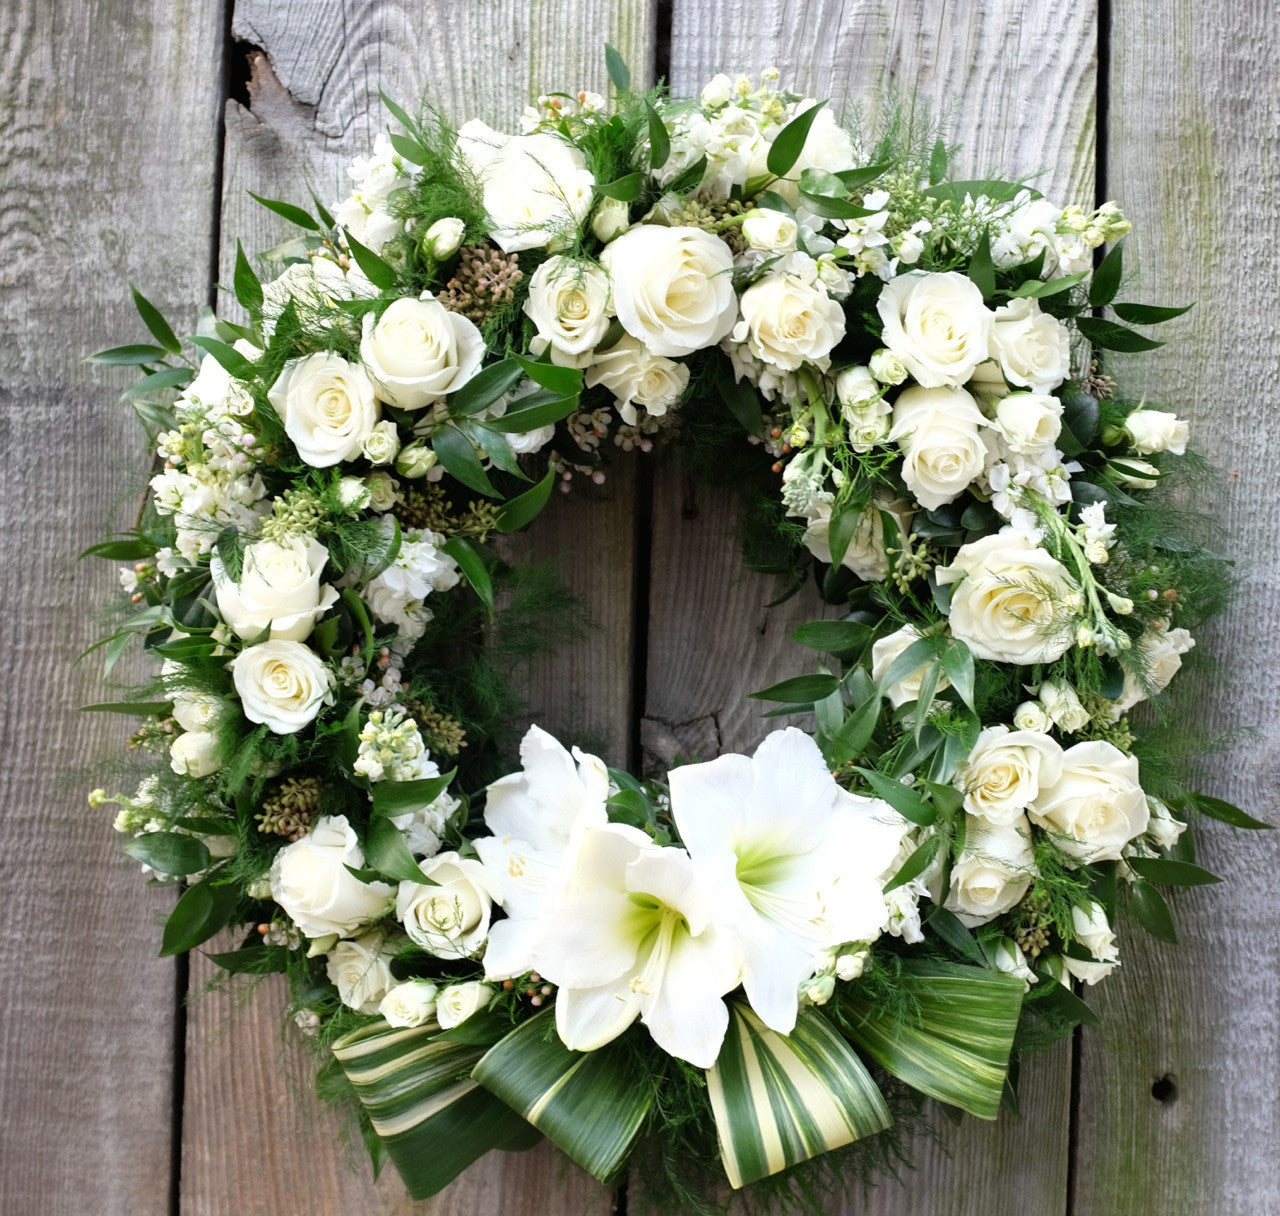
(670, 728, 909, 1035)
(474, 726, 609, 979)
(527, 823, 741, 1068)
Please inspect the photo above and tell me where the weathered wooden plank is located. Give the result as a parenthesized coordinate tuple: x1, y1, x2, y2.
(181, 4, 654, 1212)
(1073, 3, 1280, 1211)
(650, 3, 1097, 1211)
(0, 0, 225, 1212)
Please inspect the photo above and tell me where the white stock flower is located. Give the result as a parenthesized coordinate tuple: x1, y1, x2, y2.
(524, 257, 613, 356)
(994, 392, 1063, 456)
(211, 537, 337, 643)
(585, 335, 689, 424)
(876, 271, 993, 388)
(268, 353, 380, 468)
(733, 273, 845, 371)
(870, 624, 950, 708)
(1124, 409, 1189, 456)
(1029, 740, 1149, 861)
(169, 730, 221, 778)
(397, 851, 495, 960)
(890, 385, 990, 509)
(529, 823, 742, 1067)
(600, 225, 738, 356)
(671, 728, 909, 1035)
(362, 526, 460, 639)
(437, 981, 494, 1029)
(956, 725, 1065, 825)
(379, 980, 439, 1028)
(475, 726, 609, 980)
(230, 639, 334, 734)
(360, 295, 485, 411)
(270, 814, 393, 938)
(700, 73, 733, 108)
(326, 931, 395, 1013)
(937, 533, 1078, 665)
(944, 817, 1036, 927)
(456, 122, 595, 252)
(990, 297, 1071, 392)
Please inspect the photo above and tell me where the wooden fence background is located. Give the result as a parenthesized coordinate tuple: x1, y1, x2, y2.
(3, 1, 1278, 1212)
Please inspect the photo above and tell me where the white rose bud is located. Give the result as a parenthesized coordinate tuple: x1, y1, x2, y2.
(268, 353, 380, 468)
(1013, 700, 1053, 733)
(361, 419, 401, 465)
(990, 297, 1071, 393)
(361, 294, 486, 411)
(994, 392, 1064, 456)
(269, 814, 394, 939)
(1072, 901, 1119, 962)
(741, 208, 799, 253)
(988, 937, 1036, 987)
(230, 639, 334, 734)
(601, 225, 738, 356)
(366, 470, 402, 512)
(868, 347, 908, 385)
(396, 851, 496, 960)
(585, 335, 690, 425)
(944, 817, 1036, 927)
(395, 440, 438, 479)
(211, 537, 338, 643)
(700, 72, 733, 108)
(436, 980, 494, 1029)
(379, 980, 439, 1028)
(423, 216, 466, 260)
(169, 730, 221, 778)
(1146, 797, 1188, 851)
(1062, 954, 1118, 986)
(936, 534, 1077, 665)
(524, 257, 613, 356)
(835, 365, 879, 409)
(1038, 678, 1091, 732)
(1124, 409, 1189, 456)
(591, 196, 631, 243)
(1029, 740, 1149, 862)
(326, 931, 395, 1014)
(876, 270, 993, 388)
(1108, 458, 1161, 489)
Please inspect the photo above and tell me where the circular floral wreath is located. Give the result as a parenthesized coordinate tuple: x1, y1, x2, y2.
(87, 54, 1259, 1213)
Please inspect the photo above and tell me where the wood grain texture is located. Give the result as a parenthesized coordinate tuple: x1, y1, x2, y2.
(182, 4, 653, 1212)
(1073, 2, 1280, 1211)
(0, 0, 225, 1212)
(650, 3, 1098, 1212)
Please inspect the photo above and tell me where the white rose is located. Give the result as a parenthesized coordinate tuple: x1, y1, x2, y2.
(836, 365, 879, 409)
(876, 271, 993, 388)
(870, 624, 951, 708)
(524, 257, 613, 356)
(990, 297, 1071, 392)
(396, 851, 495, 959)
(801, 496, 911, 583)
(1038, 678, 1092, 732)
(1072, 901, 1118, 961)
(995, 392, 1063, 456)
(733, 273, 845, 371)
(270, 814, 394, 938)
(457, 122, 595, 253)
(268, 353, 379, 468)
(700, 73, 733, 108)
(741, 208, 798, 253)
(361, 419, 401, 465)
(890, 385, 990, 509)
(1146, 797, 1188, 851)
(167, 675, 220, 732)
(1029, 740, 1149, 861)
(436, 980, 494, 1030)
(591, 197, 631, 244)
(1013, 700, 1053, 733)
(211, 537, 338, 643)
(360, 295, 485, 411)
(326, 931, 395, 1014)
(601, 225, 738, 356)
(423, 216, 466, 260)
(169, 730, 221, 778)
(395, 440, 437, 479)
(1112, 627, 1194, 715)
(1062, 954, 1118, 985)
(1124, 409, 1189, 456)
(956, 726, 1065, 824)
(366, 470, 401, 512)
(944, 817, 1036, 927)
(585, 335, 689, 424)
(230, 639, 334, 734)
(937, 533, 1078, 664)
(379, 980, 439, 1028)
(868, 347, 908, 385)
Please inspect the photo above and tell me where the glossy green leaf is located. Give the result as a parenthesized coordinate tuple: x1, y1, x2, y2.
(233, 241, 263, 315)
(645, 99, 670, 170)
(1111, 301, 1193, 325)
(1089, 236, 1124, 308)
(364, 815, 427, 884)
(1130, 877, 1178, 943)
(188, 336, 256, 379)
(123, 831, 211, 876)
(496, 470, 557, 533)
(968, 229, 996, 299)
(130, 285, 181, 354)
(86, 343, 171, 366)
(707, 1003, 890, 1189)
(160, 878, 237, 956)
(432, 425, 498, 497)
(248, 191, 320, 231)
(371, 770, 457, 818)
(80, 700, 172, 715)
(767, 102, 826, 178)
(597, 172, 644, 201)
(1076, 316, 1164, 353)
(449, 357, 525, 417)
(1127, 857, 1222, 887)
(821, 694, 879, 767)
(441, 536, 494, 613)
(474, 1008, 651, 1183)
(884, 834, 940, 894)
(715, 353, 764, 437)
(1009, 271, 1088, 299)
(791, 619, 872, 656)
(1182, 792, 1271, 830)
(343, 231, 398, 290)
(939, 640, 976, 710)
(854, 767, 936, 827)
(605, 43, 630, 91)
(748, 674, 840, 703)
